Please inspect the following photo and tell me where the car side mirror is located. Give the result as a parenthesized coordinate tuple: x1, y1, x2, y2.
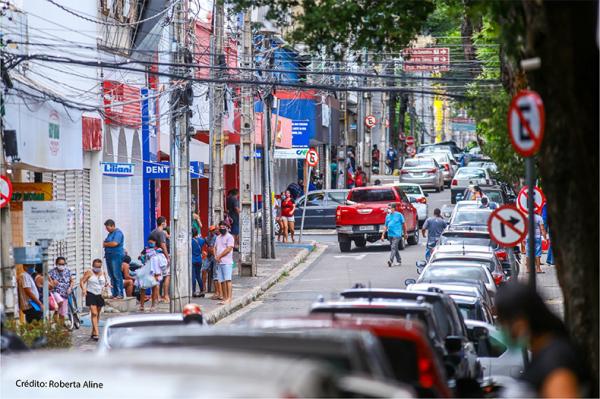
(424, 192, 429, 197)
(416, 260, 427, 275)
(445, 336, 463, 353)
(469, 326, 489, 342)
(404, 278, 416, 287)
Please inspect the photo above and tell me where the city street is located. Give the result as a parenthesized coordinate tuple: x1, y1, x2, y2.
(225, 189, 449, 324)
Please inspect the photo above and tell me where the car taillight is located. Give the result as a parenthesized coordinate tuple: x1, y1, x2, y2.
(451, 179, 458, 186)
(418, 357, 434, 389)
(417, 197, 427, 204)
(492, 272, 504, 286)
(495, 249, 507, 261)
(336, 208, 341, 217)
(401, 170, 409, 174)
(443, 164, 450, 171)
(427, 168, 437, 174)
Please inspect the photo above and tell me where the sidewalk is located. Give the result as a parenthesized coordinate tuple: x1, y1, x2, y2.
(72, 241, 316, 350)
(518, 253, 564, 319)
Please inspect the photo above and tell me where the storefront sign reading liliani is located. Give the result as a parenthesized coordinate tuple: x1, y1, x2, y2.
(101, 162, 135, 177)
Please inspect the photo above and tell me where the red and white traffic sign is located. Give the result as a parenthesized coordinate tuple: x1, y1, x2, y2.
(0, 175, 13, 209)
(488, 205, 528, 247)
(517, 186, 546, 214)
(508, 90, 545, 157)
(405, 136, 415, 146)
(399, 132, 406, 141)
(305, 148, 319, 167)
(364, 115, 377, 128)
(384, 118, 390, 128)
(406, 145, 416, 156)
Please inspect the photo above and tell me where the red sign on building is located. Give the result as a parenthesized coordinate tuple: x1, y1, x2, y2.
(102, 81, 141, 127)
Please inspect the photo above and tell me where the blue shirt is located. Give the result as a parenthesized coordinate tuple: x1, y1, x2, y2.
(104, 228, 124, 257)
(385, 211, 405, 238)
(423, 216, 447, 244)
(192, 237, 205, 264)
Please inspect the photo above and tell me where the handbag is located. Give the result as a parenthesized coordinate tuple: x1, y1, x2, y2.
(48, 293, 57, 311)
(136, 261, 158, 289)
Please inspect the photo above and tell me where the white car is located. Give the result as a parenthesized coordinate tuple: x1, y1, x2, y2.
(416, 260, 498, 299)
(450, 167, 493, 204)
(398, 183, 428, 226)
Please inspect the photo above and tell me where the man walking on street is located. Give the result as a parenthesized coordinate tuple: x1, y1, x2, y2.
(422, 208, 448, 261)
(215, 222, 234, 305)
(149, 216, 170, 302)
(381, 203, 407, 267)
(103, 219, 125, 299)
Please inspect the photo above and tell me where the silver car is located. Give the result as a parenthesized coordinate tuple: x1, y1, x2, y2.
(398, 183, 428, 226)
(400, 157, 444, 192)
(450, 167, 492, 203)
(417, 152, 457, 186)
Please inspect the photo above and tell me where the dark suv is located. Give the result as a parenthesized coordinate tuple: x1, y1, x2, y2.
(340, 288, 481, 381)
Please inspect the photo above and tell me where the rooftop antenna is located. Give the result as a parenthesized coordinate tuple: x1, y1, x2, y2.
(462, 240, 466, 255)
(368, 280, 372, 304)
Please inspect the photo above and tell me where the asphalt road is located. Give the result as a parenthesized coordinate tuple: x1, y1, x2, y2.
(223, 189, 450, 324)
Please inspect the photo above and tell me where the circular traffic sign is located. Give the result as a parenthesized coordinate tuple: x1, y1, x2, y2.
(305, 148, 319, 167)
(399, 132, 406, 141)
(517, 186, 546, 214)
(406, 145, 416, 156)
(508, 90, 545, 157)
(405, 136, 415, 146)
(0, 175, 13, 209)
(488, 205, 528, 247)
(384, 118, 390, 128)
(364, 115, 377, 128)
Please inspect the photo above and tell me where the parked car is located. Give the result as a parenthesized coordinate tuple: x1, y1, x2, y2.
(450, 295, 495, 324)
(438, 228, 519, 279)
(428, 245, 507, 287)
(398, 183, 428, 227)
(419, 142, 463, 164)
(465, 320, 527, 382)
(2, 348, 346, 398)
(467, 161, 498, 174)
(414, 261, 498, 299)
(340, 288, 481, 381)
(405, 281, 493, 312)
(109, 325, 396, 383)
(457, 184, 515, 205)
(244, 316, 450, 398)
(450, 167, 493, 203)
(416, 152, 457, 186)
(335, 185, 419, 252)
(400, 158, 444, 192)
(97, 313, 194, 352)
(293, 189, 349, 229)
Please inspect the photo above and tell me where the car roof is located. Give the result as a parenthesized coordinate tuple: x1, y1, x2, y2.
(449, 295, 479, 305)
(350, 185, 396, 191)
(311, 298, 435, 312)
(441, 229, 491, 238)
(407, 283, 481, 298)
(340, 288, 450, 302)
(104, 313, 184, 327)
(433, 244, 495, 254)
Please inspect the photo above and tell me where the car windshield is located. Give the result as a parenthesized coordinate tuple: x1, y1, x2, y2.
(422, 146, 450, 153)
(484, 191, 503, 203)
(421, 266, 487, 283)
(403, 159, 435, 168)
(378, 338, 419, 383)
(452, 210, 492, 225)
(456, 168, 486, 178)
(439, 235, 493, 247)
(400, 185, 422, 195)
(349, 189, 396, 202)
(458, 304, 481, 321)
(107, 321, 184, 347)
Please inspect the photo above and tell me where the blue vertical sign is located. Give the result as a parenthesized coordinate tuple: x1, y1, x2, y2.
(141, 87, 156, 240)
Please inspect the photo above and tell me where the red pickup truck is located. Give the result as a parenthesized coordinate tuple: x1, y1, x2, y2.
(335, 185, 419, 252)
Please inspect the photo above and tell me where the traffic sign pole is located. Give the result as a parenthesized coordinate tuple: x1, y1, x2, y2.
(526, 158, 536, 289)
(299, 165, 312, 243)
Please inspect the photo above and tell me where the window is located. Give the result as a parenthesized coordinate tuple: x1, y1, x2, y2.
(456, 168, 486, 179)
(349, 189, 396, 203)
(304, 192, 325, 206)
(378, 338, 418, 383)
(328, 191, 347, 204)
(399, 185, 421, 195)
(404, 159, 434, 168)
(484, 191, 503, 204)
(421, 266, 487, 282)
(452, 210, 492, 226)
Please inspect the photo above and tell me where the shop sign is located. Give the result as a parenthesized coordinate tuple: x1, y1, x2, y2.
(143, 161, 205, 179)
(101, 162, 135, 177)
(273, 148, 310, 159)
(10, 182, 53, 211)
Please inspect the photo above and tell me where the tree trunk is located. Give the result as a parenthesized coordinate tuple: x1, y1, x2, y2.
(522, 1, 599, 393)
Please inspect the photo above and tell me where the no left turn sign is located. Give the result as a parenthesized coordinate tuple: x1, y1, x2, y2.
(508, 90, 545, 157)
(305, 148, 319, 167)
(488, 205, 528, 247)
(517, 185, 546, 214)
(0, 175, 13, 209)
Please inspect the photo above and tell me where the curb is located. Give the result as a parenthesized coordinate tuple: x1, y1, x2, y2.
(203, 241, 317, 324)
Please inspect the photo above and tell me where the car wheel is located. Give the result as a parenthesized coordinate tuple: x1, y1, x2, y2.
(354, 238, 367, 248)
(435, 185, 440, 193)
(407, 230, 419, 245)
(339, 239, 351, 252)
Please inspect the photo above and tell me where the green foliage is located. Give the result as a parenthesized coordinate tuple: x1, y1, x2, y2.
(3, 319, 71, 349)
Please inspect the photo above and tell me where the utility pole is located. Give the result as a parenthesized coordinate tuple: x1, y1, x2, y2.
(337, 91, 347, 189)
(364, 53, 372, 180)
(210, 0, 225, 225)
(260, 34, 275, 259)
(168, 0, 191, 312)
(0, 96, 15, 316)
(239, 11, 256, 275)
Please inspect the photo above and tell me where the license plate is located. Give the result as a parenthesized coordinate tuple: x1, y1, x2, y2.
(359, 225, 374, 231)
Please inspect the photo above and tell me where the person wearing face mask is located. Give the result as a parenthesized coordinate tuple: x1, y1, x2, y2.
(48, 257, 74, 325)
(381, 203, 407, 267)
(17, 264, 44, 323)
(80, 259, 110, 340)
(214, 222, 235, 305)
(496, 283, 590, 398)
